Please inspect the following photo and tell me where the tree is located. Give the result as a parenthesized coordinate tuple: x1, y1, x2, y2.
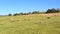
(57, 8, 60, 12)
(32, 11, 40, 14)
(13, 13, 20, 16)
(46, 8, 59, 13)
(28, 12, 31, 14)
(8, 13, 12, 16)
(20, 12, 24, 15)
(46, 9, 52, 13)
(23, 13, 29, 15)
(51, 8, 57, 13)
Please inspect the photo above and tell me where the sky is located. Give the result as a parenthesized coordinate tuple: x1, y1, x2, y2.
(0, 0, 60, 15)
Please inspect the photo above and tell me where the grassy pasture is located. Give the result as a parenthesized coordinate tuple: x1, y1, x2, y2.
(0, 13, 60, 34)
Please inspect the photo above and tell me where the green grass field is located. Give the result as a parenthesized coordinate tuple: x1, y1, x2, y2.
(0, 13, 60, 34)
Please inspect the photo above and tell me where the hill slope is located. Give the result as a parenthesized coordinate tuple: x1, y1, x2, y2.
(0, 13, 60, 34)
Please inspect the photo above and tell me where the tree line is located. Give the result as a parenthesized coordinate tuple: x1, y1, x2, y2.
(46, 8, 60, 13)
(8, 8, 60, 16)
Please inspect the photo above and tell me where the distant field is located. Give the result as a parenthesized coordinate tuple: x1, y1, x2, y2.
(0, 13, 60, 34)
